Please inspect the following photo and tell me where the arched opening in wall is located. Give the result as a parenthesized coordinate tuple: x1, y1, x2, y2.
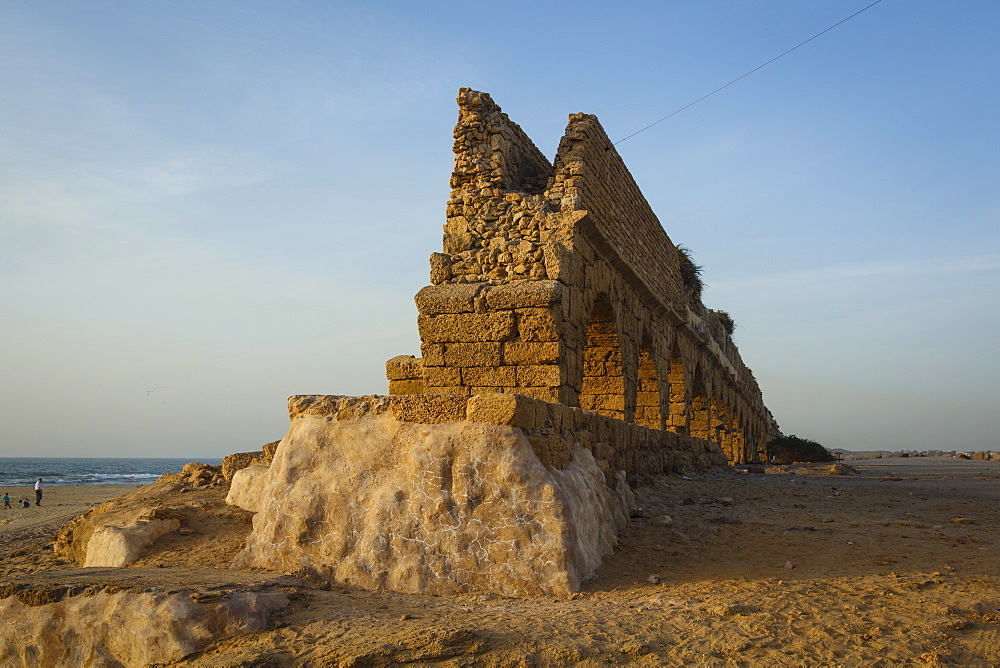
(731, 408, 747, 463)
(635, 340, 662, 429)
(666, 348, 688, 435)
(716, 402, 737, 463)
(579, 295, 625, 421)
(689, 367, 712, 441)
(711, 398, 726, 458)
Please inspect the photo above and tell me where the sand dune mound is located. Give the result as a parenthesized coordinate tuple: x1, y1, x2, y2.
(54, 466, 254, 570)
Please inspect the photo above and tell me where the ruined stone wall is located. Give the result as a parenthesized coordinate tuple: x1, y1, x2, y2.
(232, 393, 723, 596)
(392, 89, 778, 465)
(226, 90, 774, 598)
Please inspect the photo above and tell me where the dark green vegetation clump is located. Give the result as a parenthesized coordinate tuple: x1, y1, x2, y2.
(713, 310, 735, 337)
(676, 245, 703, 300)
(768, 435, 836, 464)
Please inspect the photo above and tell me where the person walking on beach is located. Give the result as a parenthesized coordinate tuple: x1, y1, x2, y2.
(3, 492, 9, 509)
(34, 478, 43, 506)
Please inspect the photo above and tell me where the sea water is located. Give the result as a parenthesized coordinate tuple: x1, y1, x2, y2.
(0, 457, 222, 487)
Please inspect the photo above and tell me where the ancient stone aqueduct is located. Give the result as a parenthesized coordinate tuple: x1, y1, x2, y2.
(25, 90, 785, 607)
(388, 88, 778, 467)
(1, 90, 789, 663)
(225, 89, 783, 596)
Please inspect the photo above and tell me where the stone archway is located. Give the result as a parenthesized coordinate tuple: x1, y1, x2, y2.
(579, 295, 625, 421)
(689, 366, 711, 442)
(635, 338, 662, 429)
(666, 346, 688, 435)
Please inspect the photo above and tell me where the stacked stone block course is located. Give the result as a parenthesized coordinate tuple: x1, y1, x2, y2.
(286, 393, 726, 479)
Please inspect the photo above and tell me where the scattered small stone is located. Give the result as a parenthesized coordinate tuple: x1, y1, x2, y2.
(646, 574, 661, 584)
(399, 613, 412, 620)
(784, 560, 796, 570)
(950, 517, 975, 525)
(682, 497, 696, 505)
(657, 515, 673, 526)
(716, 497, 734, 506)
(178, 527, 196, 536)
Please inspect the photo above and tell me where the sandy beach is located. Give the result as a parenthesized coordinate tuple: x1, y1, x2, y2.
(0, 484, 140, 578)
(3, 458, 999, 665)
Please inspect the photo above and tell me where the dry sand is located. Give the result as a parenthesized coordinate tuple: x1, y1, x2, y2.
(2, 458, 999, 665)
(0, 484, 144, 577)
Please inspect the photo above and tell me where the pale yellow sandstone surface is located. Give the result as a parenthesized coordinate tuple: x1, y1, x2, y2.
(225, 464, 270, 513)
(232, 412, 634, 595)
(83, 517, 181, 567)
(0, 588, 287, 667)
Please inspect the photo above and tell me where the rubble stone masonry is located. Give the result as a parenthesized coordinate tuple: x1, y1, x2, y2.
(390, 89, 779, 466)
(229, 90, 779, 598)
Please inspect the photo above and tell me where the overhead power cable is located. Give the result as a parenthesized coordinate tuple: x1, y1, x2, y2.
(611, 0, 886, 147)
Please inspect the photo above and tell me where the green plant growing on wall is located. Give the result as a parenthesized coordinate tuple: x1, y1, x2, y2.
(768, 435, 836, 464)
(713, 310, 735, 337)
(676, 245, 703, 300)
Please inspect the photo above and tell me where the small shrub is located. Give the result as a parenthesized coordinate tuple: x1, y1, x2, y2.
(713, 310, 735, 337)
(676, 245, 703, 300)
(768, 434, 835, 464)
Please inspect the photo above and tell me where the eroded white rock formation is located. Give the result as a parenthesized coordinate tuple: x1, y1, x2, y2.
(82, 518, 181, 568)
(0, 589, 287, 666)
(226, 464, 271, 513)
(232, 396, 635, 596)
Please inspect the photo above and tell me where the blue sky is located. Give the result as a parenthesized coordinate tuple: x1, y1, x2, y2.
(2, 1, 997, 457)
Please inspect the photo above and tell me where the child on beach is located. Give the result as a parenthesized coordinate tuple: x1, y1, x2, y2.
(2, 492, 9, 509)
(20, 498, 30, 508)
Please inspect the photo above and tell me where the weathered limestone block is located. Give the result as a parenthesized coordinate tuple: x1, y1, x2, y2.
(517, 364, 562, 387)
(515, 307, 560, 342)
(465, 392, 539, 428)
(83, 518, 182, 567)
(443, 342, 502, 367)
(0, 589, 287, 666)
(385, 354, 424, 381)
(484, 280, 562, 309)
(233, 406, 634, 596)
(418, 312, 515, 343)
(221, 451, 260, 482)
(388, 394, 468, 423)
(415, 283, 482, 314)
(226, 464, 272, 513)
(423, 366, 463, 387)
(429, 252, 452, 284)
(420, 342, 446, 366)
(389, 379, 424, 395)
(504, 341, 560, 365)
(581, 376, 626, 395)
(461, 365, 517, 387)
